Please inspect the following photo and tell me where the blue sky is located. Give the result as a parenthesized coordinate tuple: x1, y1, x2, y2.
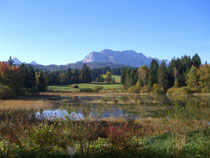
(0, 0, 209, 65)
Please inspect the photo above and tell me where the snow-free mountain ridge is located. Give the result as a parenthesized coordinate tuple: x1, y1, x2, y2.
(82, 49, 169, 67)
(2, 49, 169, 71)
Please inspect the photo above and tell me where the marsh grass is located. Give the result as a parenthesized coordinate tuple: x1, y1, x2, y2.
(0, 100, 52, 110)
(0, 92, 209, 157)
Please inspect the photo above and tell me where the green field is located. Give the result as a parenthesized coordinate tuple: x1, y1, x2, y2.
(102, 74, 121, 83)
(48, 82, 123, 92)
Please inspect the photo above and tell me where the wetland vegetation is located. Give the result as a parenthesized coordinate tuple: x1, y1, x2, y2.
(0, 91, 209, 157)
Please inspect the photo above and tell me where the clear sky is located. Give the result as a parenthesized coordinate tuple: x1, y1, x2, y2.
(0, 0, 209, 65)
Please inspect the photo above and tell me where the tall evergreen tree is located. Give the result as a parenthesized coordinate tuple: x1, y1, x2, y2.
(192, 54, 201, 68)
(19, 64, 36, 88)
(66, 68, 72, 84)
(80, 64, 92, 83)
(130, 68, 138, 86)
(36, 71, 46, 91)
(149, 59, 159, 86)
(158, 62, 169, 92)
(121, 67, 126, 85)
(74, 69, 80, 83)
(8, 56, 14, 67)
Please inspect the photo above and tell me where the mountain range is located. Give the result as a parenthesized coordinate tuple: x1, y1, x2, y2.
(82, 49, 169, 67)
(4, 49, 169, 71)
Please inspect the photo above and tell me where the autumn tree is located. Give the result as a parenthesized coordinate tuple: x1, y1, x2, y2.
(198, 64, 210, 92)
(60, 73, 68, 84)
(105, 71, 112, 84)
(0, 62, 22, 93)
(136, 65, 149, 87)
(186, 65, 199, 90)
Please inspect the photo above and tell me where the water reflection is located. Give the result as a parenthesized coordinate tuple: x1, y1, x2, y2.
(34, 94, 210, 120)
(36, 108, 140, 120)
(1, 94, 210, 121)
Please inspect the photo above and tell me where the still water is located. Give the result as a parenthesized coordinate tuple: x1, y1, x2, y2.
(34, 94, 210, 121)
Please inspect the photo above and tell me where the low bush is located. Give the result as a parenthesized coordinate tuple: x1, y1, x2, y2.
(128, 86, 141, 93)
(0, 85, 15, 99)
(167, 87, 193, 95)
(29, 122, 59, 156)
(201, 87, 210, 93)
(150, 84, 164, 95)
(79, 88, 95, 93)
(140, 85, 152, 94)
(94, 86, 103, 92)
(73, 85, 79, 88)
(27, 87, 39, 95)
(80, 87, 103, 93)
(15, 88, 26, 96)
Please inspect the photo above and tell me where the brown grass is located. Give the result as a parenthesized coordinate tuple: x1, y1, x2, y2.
(0, 100, 52, 110)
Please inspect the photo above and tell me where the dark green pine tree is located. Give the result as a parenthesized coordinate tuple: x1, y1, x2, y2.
(66, 68, 72, 84)
(149, 59, 159, 86)
(124, 69, 132, 89)
(37, 71, 46, 91)
(158, 62, 169, 92)
(181, 55, 192, 73)
(19, 64, 36, 89)
(27, 66, 36, 88)
(74, 69, 80, 83)
(130, 68, 138, 86)
(80, 64, 92, 83)
(8, 56, 14, 67)
(95, 74, 104, 82)
(121, 67, 126, 85)
(192, 54, 201, 68)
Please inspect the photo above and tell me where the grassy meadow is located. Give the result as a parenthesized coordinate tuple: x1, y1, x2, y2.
(101, 74, 121, 83)
(48, 82, 123, 92)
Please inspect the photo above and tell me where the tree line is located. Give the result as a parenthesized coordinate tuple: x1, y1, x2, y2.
(121, 54, 210, 94)
(0, 58, 46, 99)
(42, 65, 123, 85)
(0, 57, 123, 99)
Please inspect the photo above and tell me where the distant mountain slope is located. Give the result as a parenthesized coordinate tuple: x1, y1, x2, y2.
(2, 49, 169, 71)
(82, 49, 169, 67)
(13, 58, 22, 65)
(66, 61, 125, 69)
(12, 58, 39, 66)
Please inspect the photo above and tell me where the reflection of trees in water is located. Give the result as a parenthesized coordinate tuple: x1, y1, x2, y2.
(34, 95, 210, 120)
(168, 96, 210, 120)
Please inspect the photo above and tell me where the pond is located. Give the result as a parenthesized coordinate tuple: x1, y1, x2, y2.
(0, 94, 210, 121)
(34, 94, 210, 121)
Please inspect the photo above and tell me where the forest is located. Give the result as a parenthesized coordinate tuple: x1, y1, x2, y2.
(0, 57, 123, 99)
(121, 54, 210, 94)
